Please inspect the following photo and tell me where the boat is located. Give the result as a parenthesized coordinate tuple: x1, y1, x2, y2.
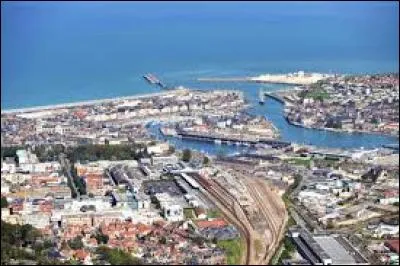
(160, 127, 177, 137)
(214, 139, 222, 145)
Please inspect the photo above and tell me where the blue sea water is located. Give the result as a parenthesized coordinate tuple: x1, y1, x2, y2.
(1, 1, 398, 109)
(1, 1, 399, 150)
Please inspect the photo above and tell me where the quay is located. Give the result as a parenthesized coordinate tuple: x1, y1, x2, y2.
(263, 92, 286, 104)
(382, 143, 399, 151)
(176, 130, 291, 148)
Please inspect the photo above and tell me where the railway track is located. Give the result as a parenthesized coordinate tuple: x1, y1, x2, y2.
(246, 177, 287, 264)
(256, 178, 288, 263)
(245, 179, 278, 262)
(192, 174, 254, 265)
(191, 170, 287, 265)
(209, 168, 285, 264)
(211, 171, 282, 264)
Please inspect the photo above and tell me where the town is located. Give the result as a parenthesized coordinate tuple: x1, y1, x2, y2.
(1, 88, 246, 147)
(281, 73, 399, 136)
(1, 75, 399, 265)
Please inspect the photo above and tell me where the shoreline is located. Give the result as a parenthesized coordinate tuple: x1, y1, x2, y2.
(197, 72, 333, 86)
(268, 90, 399, 139)
(1, 90, 185, 115)
(284, 112, 399, 139)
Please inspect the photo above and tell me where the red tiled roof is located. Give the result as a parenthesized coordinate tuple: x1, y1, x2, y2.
(384, 190, 399, 198)
(137, 223, 152, 234)
(195, 218, 228, 229)
(385, 239, 400, 254)
(74, 249, 89, 260)
(194, 207, 206, 215)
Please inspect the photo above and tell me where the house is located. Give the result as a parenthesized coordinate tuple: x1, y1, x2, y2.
(1, 157, 16, 173)
(73, 249, 92, 265)
(194, 208, 207, 220)
(195, 218, 228, 230)
(385, 239, 400, 254)
(373, 223, 399, 238)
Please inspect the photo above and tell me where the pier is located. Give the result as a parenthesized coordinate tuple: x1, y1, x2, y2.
(258, 90, 286, 104)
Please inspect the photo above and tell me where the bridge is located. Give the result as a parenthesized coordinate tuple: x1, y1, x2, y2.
(258, 88, 286, 104)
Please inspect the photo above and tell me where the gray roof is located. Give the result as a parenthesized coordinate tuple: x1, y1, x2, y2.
(314, 236, 357, 265)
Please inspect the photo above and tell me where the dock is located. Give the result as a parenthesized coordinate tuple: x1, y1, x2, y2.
(176, 129, 291, 148)
(263, 92, 286, 104)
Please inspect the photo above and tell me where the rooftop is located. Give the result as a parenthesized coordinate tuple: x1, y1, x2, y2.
(313, 236, 357, 265)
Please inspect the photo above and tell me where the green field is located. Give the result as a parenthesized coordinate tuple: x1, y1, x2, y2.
(183, 208, 195, 219)
(307, 90, 330, 100)
(207, 209, 221, 218)
(285, 157, 312, 168)
(217, 238, 244, 265)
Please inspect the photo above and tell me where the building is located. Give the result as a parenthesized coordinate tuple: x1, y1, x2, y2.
(151, 155, 179, 166)
(288, 227, 368, 265)
(163, 204, 184, 222)
(1, 157, 16, 173)
(21, 213, 50, 229)
(373, 223, 399, 238)
(147, 143, 170, 155)
(135, 193, 151, 209)
(385, 239, 399, 254)
(154, 193, 185, 222)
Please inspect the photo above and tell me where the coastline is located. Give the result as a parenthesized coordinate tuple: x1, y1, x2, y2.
(1, 89, 186, 115)
(284, 114, 399, 139)
(267, 91, 399, 139)
(197, 72, 332, 86)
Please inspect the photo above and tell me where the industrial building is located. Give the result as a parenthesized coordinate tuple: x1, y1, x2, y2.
(288, 227, 369, 265)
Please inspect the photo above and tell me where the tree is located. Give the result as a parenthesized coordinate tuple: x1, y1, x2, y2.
(1, 197, 8, 208)
(203, 156, 210, 165)
(95, 232, 109, 245)
(168, 145, 175, 154)
(182, 149, 191, 162)
(68, 236, 83, 250)
(326, 219, 335, 229)
(159, 236, 167, 245)
(96, 246, 142, 265)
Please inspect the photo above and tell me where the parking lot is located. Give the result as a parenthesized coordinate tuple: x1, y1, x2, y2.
(142, 180, 184, 196)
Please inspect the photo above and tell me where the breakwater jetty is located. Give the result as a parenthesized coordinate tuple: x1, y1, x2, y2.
(198, 71, 332, 86)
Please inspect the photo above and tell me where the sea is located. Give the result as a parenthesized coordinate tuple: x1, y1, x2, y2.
(1, 1, 399, 150)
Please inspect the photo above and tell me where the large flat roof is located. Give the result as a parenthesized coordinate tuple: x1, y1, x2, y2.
(313, 236, 357, 265)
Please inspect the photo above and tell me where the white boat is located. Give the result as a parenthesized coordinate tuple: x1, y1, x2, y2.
(214, 139, 222, 144)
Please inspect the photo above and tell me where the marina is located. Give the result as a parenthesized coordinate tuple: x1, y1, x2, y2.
(146, 84, 398, 155)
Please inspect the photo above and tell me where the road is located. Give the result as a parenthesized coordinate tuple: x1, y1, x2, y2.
(59, 153, 80, 199)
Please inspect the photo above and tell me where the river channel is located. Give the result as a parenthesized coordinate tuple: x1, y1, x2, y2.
(147, 80, 399, 156)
